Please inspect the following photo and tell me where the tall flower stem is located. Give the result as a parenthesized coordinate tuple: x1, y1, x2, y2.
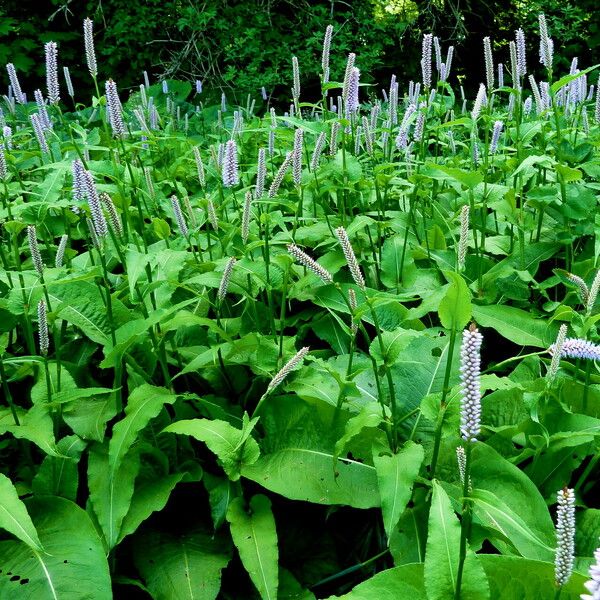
(454, 441, 474, 600)
(429, 326, 458, 478)
(0, 356, 20, 425)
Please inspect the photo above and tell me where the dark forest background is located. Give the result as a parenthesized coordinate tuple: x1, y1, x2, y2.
(0, 0, 599, 105)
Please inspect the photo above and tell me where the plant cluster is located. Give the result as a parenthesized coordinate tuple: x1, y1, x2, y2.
(1, 12, 600, 600)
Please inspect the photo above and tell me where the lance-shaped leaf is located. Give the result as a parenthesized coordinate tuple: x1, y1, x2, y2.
(133, 527, 231, 600)
(109, 384, 177, 473)
(0, 473, 42, 551)
(424, 481, 489, 600)
(373, 440, 424, 540)
(227, 495, 279, 600)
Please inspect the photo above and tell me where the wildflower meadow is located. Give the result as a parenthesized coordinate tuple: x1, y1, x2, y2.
(1, 11, 600, 600)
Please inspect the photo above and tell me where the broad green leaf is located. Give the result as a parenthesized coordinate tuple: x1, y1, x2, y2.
(423, 163, 484, 189)
(479, 554, 588, 599)
(470, 443, 555, 560)
(0, 403, 60, 456)
(424, 481, 489, 600)
(163, 416, 260, 481)
(389, 500, 429, 565)
(49, 281, 111, 345)
(32, 435, 87, 501)
(204, 474, 236, 530)
(325, 563, 426, 599)
(243, 447, 380, 508)
(242, 386, 379, 508)
(438, 271, 472, 330)
(118, 473, 184, 544)
(0, 473, 42, 551)
(32, 161, 69, 205)
(62, 389, 117, 442)
(227, 495, 279, 600)
(0, 497, 111, 599)
(391, 333, 460, 434)
(334, 402, 383, 461)
(109, 384, 177, 473)
(373, 441, 424, 540)
(575, 508, 600, 559)
(380, 235, 416, 290)
(87, 444, 140, 551)
(133, 527, 231, 600)
(472, 304, 557, 348)
(369, 328, 419, 366)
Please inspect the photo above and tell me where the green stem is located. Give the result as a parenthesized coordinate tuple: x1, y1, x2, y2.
(454, 442, 473, 600)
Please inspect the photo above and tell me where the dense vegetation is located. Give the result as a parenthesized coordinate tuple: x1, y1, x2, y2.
(1, 9, 600, 600)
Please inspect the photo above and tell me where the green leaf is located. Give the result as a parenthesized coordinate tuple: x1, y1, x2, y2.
(32, 161, 69, 205)
(163, 416, 260, 481)
(49, 281, 117, 345)
(227, 495, 279, 600)
(118, 473, 184, 544)
(380, 235, 416, 290)
(0, 473, 42, 551)
(87, 444, 140, 551)
(0, 497, 111, 599)
(575, 508, 600, 559)
(479, 554, 588, 599)
(369, 328, 419, 366)
(438, 271, 472, 330)
(472, 304, 557, 348)
(133, 527, 231, 600)
(62, 388, 117, 442)
(470, 443, 555, 560)
(0, 403, 60, 456)
(32, 435, 87, 501)
(325, 563, 426, 599)
(204, 474, 236, 530)
(334, 402, 383, 461)
(373, 441, 424, 540)
(423, 163, 484, 189)
(424, 481, 489, 600)
(243, 447, 380, 508)
(109, 384, 177, 473)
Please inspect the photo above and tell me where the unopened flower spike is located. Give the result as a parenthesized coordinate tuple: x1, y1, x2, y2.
(55, 234, 68, 268)
(348, 288, 358, 337)
(255, 148, 266, 198)
(37, 299, 49, 356)
(563, 272, 590, 304)
(171, 195, 189, 238)
(458, 205, 469, 271)
(587, 269, 600, 315)
(547, 324, 568, 382)
(217, 257, 236, 302)
(241, 191, 252, 244)
(288, 244, 334, 284)
(335, 227, 365, 290)
(27, 225, 44, 276)
(456, 446, 472, 491)
(267, 347, 310, 393)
